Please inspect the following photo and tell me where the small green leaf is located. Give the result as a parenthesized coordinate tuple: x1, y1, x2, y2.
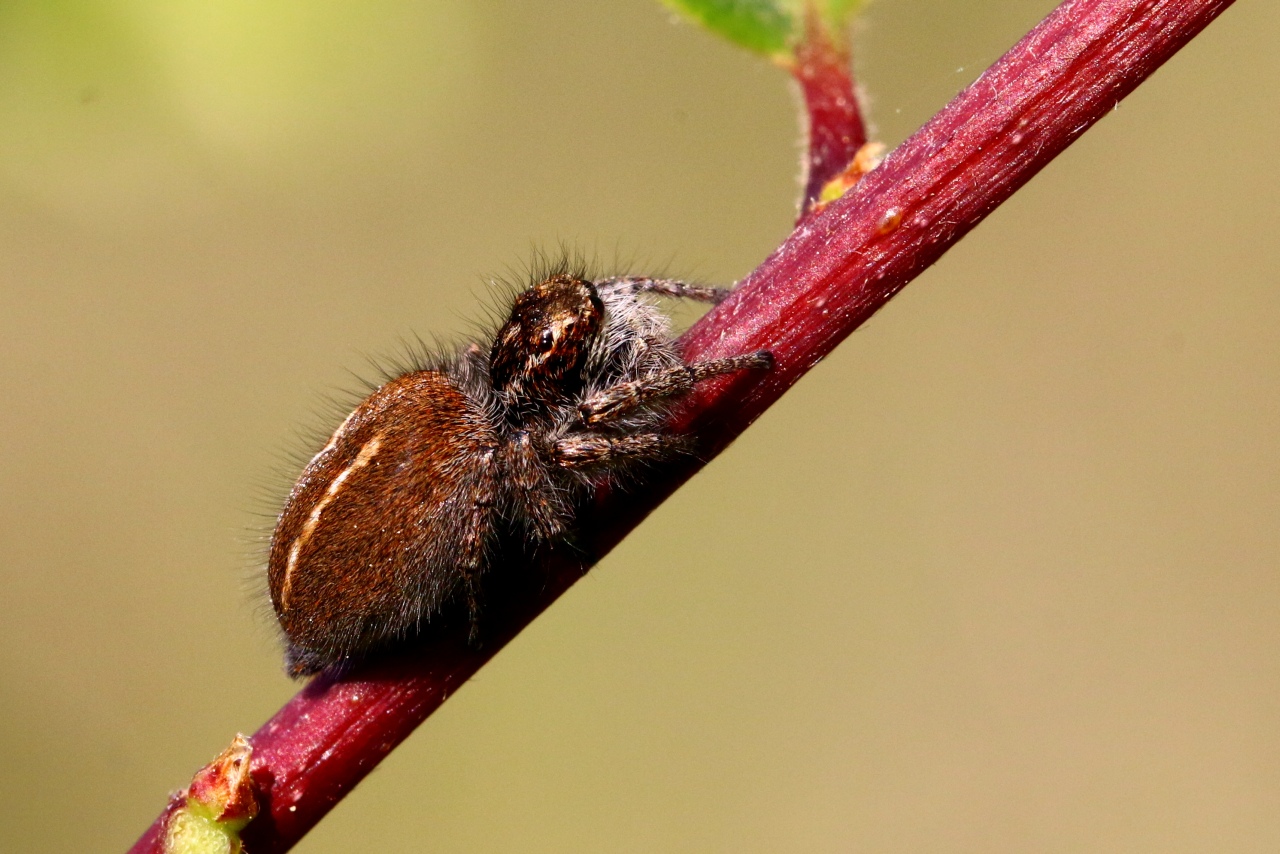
(659, 0, 868, 58)
(659, 0, 795, 56)
(815, 0, 867, 35)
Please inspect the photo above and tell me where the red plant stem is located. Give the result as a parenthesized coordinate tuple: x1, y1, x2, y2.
(793, 11, 867, 215)
(129, 0, 1235, 851)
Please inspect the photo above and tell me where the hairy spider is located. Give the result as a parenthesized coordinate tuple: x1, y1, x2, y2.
(267, 268, 771, 676)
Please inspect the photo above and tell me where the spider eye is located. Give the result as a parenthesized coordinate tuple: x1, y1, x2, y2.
(537, 329, 555, 353)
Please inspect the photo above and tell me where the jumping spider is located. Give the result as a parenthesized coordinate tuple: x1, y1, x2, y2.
(267, 270, 771, 676)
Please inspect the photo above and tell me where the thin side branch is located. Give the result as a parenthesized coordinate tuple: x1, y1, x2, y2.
(793, 9, 868, 215)
(129, 0, 1236, 851)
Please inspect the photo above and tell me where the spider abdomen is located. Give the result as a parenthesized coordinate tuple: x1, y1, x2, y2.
(268, 370, 497, 670)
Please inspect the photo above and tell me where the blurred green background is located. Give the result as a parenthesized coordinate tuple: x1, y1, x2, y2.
(1, 1, 1277, 851)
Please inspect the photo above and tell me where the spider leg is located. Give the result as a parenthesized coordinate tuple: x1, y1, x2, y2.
(597, 276, 732, 304)
(460, 466, 497, 644)
(579, 351, 772, 426)
(553, 433, 690, 469)
(502, 432, 571, 541)
(448, 453, 501, 640)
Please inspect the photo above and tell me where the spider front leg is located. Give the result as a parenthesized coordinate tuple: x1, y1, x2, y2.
(597, 276, 732, 304)
(553, 433, 690, 469)
(579, 351, 773, 426)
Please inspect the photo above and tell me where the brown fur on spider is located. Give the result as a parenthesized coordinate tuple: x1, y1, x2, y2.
(267, 264, 771, 676)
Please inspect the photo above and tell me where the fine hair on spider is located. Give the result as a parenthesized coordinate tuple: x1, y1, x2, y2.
(265, 253, 772, 677)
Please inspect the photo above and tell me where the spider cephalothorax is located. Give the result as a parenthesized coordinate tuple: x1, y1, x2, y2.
(489, 274, 603, 410)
